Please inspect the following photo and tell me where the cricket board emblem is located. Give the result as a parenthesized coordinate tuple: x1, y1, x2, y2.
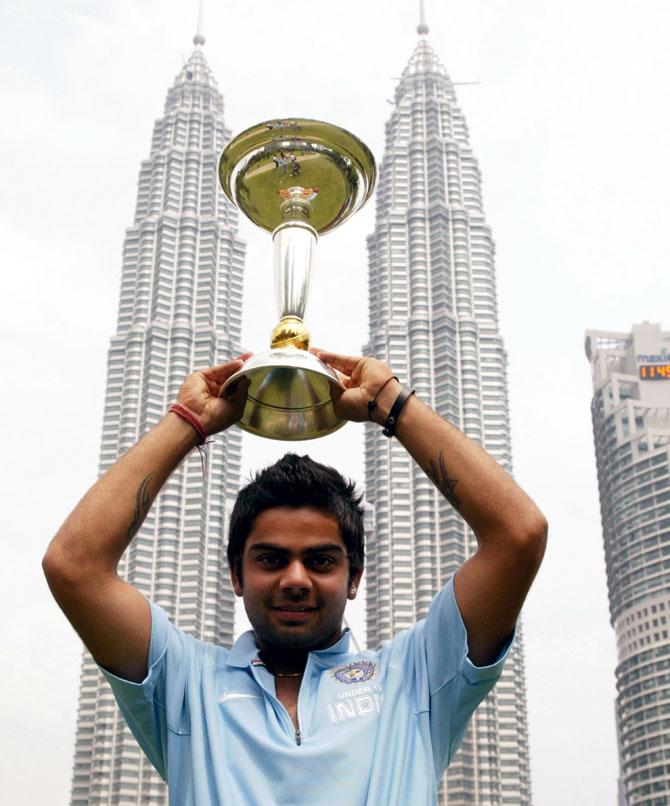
(332, 661, 377, 684)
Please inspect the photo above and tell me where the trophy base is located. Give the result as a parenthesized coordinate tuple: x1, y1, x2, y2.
(221, 349, 346, 441)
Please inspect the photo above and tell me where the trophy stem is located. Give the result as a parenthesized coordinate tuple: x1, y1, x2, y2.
(272, 219, 317, 348)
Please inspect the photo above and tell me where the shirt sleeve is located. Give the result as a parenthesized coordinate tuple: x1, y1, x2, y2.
(98, 601, 193, 780)
(410, 576, 515, 776)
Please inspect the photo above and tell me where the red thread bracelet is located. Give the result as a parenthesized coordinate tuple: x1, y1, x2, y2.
(169, 404, 207, 445)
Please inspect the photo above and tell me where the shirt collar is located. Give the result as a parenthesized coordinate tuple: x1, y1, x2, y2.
(226, 628, 352, 668)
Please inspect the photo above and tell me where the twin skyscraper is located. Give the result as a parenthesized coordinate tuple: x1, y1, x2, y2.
(70, 20, 532, 806)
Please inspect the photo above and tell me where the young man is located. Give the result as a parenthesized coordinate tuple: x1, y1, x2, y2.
(44, 349, 547, 805)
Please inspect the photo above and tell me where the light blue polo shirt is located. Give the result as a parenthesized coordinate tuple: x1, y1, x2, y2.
(101, 577, 512, 805)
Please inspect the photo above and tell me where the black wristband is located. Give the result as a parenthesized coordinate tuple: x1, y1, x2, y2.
(382, 387, 416, 438)
(367, 375, 399, 421)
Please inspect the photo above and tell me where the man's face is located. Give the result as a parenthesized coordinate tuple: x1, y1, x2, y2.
(230, 506, 362, 652)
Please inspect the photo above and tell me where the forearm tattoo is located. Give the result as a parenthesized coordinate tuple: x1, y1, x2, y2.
(426, 450, 462, 511)
(127, 472, 156, 541)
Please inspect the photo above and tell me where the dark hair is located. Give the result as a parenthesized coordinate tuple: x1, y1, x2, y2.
(228, 453, 365, 582)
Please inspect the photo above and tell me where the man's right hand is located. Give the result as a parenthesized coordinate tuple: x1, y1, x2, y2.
(175, 353, 253, 436)
(43, 353, 253, 683)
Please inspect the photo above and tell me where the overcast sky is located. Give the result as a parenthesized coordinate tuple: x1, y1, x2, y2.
(2, 0, 669, 803)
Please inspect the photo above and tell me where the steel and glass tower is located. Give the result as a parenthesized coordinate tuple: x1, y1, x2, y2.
(586, 322, 670, 805)
(364, 9, 532, 804)
(70, 30, 245, 804)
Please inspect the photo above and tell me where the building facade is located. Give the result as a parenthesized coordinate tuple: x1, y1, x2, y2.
(363, 21, 532, 806)
(70, 35, 245, 804)
(586, 323, 670, 805)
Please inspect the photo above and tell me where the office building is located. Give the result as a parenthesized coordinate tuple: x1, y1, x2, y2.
(586, 322, 670, 804)
(70, 31, 245, 803)
(364, 13, 532, 804)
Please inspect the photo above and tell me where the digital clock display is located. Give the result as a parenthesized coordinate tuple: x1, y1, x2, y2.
(639, 364, 670, 380)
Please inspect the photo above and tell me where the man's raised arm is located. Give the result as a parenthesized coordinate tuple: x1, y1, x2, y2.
(42, 356, 250, 682)
(315, 349, 547, 667)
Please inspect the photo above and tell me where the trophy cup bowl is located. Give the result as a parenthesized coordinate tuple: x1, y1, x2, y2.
(218, 119, 376, 440)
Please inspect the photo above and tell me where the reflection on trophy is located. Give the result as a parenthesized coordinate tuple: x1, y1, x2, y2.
(218, 119, 377, 440)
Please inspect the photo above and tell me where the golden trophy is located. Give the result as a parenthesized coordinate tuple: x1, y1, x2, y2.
(218, 118, 376, 440)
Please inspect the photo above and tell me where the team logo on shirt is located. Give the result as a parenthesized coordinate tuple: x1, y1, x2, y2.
(332, 661, 377, 684)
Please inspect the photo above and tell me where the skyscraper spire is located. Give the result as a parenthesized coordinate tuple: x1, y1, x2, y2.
(417, 0, 429, 35)
(193, 0, 205, 46)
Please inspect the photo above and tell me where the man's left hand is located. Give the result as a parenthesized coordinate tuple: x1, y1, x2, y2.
(311, 349, 400, 423)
